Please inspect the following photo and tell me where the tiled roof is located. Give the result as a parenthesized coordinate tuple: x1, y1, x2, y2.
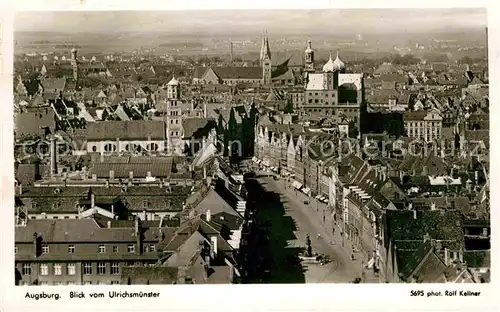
(378, 73, 409, 84)
(89, 158, 173, 179)
(211, 67, 262, 80)
(86, 120, 166, 141)
(15, 109, 56, 138)
(403, 111, 428, 121)
(15, 218, 172, 243)
(463, 250, 490, 268)
(398, 239, 433, 279)
(121, 267, 178, 284)
(398, 153, 448, 176)
(41, 78, 66, 91)
(182, 118, 217, 139)
(15, 164, 39, 186)
(387, 210, 465, 250)
(374, 63, 397, 75)
(410, 250, 447, 282)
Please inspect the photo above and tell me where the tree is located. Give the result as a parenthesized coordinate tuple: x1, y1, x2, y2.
(284, 99, 294, 114)
(306, 234, 312, 257)
(171, 158, 178, 173)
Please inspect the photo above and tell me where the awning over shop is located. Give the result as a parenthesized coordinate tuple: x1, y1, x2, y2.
(315, 195, 321, 199)
(292, 181, 302, 189)
(302, 187, 311, 196)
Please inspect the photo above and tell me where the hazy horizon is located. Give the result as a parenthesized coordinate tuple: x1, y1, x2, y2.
(15, 9, 487, 36)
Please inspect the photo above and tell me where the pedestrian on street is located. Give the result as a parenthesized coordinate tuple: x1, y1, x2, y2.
(351, 254, 355, 261)
(332, 227, 335, 235)
(323, 215, 326, 223)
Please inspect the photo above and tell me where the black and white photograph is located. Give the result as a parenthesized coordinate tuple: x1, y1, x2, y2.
(8, 6, 491, 290)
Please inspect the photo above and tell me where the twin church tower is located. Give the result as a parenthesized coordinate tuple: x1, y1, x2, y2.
(258, 32, 345, 84)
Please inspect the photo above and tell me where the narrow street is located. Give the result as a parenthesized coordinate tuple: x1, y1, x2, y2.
(243, 170, 363, 283)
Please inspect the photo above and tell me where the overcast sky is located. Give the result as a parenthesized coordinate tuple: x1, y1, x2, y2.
(15, 9, 487, 35)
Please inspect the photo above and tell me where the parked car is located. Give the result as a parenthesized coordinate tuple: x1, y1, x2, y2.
(303, 200, 309, 205)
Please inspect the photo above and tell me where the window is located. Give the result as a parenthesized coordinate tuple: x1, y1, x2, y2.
(64, 216, 70, 219)
(111, 263, 120, 275)
(149, 245, 156, 252)
(22, 263, 31, 275)
(97, 262, 106, 275)
(42, 245, 49, 254)
(98, 245, 106, 253)
(111, 281, 120, 285)
(67, 263, 76, 275)
(40, 264, 49, 276)
(39, 281, 50, 286)
(14, 246, 17, 254)
(128, 245, 135, 253)
(83, 281, 92, 285)
(53, 216, 58, 219)
(67, 282, 76, 285)
(113, 246, 118, 253)
(83, 262, 92, 275)
(68, 245, 75, 253)
(53, 264, 62, 275)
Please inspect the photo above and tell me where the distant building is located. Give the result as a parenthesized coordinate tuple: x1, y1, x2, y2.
(403, 110, 443, 142)
(86, 120, 167, 154)
(15, 217, 174, 286)
(304, 51, 364, 130)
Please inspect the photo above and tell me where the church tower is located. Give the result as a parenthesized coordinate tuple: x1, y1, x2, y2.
(166, 76, 182, 155)
(71, 47, 78, 80)
(304, 40, 315, 72)
(260, 32, 272, 85)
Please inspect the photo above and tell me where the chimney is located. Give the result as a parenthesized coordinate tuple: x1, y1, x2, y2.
(430, 202, 436, 211)
(111, 204, 114, 216)
(116, 138, 120, 153)
(413, 209, 417, 219)
(143, 210, 147, 221)
(206, 209, 211, 222)
(210, 236, 218, 257)
(91, 193, 95, 208)
(107, 221, 111, 228)
(422, 166, 428, 176)
(50, 136, 57, 176)
(444, 248, 449, 265)
(475, 171, 479, 184)
(400, 171, 404, 184)
(135, 217, 142, 255)
(109, 170, 114, 180)
(105, 181, 109, 188)
(92, 174, 97, 181)
(129, 171, 134, 180)
(18, 184, 23, 195)
(203, 166, 207, 180)
(203, 103, 207, 118)
(33, 232, 39, 258)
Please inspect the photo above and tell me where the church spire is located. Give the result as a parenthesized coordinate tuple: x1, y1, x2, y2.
(260, 30, 271, 62)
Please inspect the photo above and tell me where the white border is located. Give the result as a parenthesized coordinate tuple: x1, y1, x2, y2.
(1, 1, 498, 312)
